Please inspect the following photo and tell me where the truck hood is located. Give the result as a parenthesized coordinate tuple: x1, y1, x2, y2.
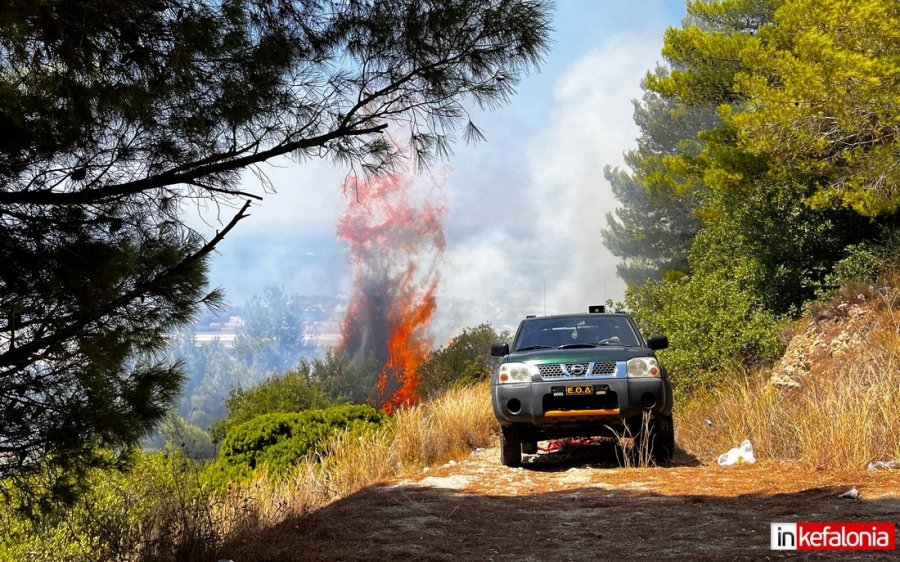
(505, 347, 656, 364)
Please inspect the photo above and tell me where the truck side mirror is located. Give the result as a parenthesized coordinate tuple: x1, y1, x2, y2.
(490, 342, 510, 357)
(647, 334, 668, 351)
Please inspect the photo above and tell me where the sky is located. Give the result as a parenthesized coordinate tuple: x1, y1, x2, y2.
(199, 0, 687, 341)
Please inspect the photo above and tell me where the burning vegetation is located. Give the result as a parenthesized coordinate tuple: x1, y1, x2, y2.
(336, 173, 446, 412)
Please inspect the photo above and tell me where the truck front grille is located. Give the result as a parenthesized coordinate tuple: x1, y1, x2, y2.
(536, 361, 617, 378)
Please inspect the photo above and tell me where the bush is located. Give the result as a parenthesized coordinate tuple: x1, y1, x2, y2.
(206, 404, 386, 487)
(0, 451, 214, 562)
(416, 324, 508, 399)
(627, 263, 786, 396)
(210, 360, 333, 442)
(817, 236, 900, 300)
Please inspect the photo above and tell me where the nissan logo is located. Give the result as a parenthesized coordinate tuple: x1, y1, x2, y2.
(568, 364, 585, 376)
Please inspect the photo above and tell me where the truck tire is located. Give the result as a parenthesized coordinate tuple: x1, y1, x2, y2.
(500, 425, 522, 467)
(649, 414, 675, 465)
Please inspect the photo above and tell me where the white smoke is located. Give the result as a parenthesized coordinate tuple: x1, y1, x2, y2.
(436, 31, 666, 341)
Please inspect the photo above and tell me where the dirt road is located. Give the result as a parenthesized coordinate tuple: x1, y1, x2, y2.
(223, 443, 900, 561)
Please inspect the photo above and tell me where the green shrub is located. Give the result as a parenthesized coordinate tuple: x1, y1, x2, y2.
(626, 263, 786, 396)
(0, 451, 214, 562)
(416, 324, 508, 399)
(816, 240, 896, 301)
(206, 404, 385, 487)
(210, 360, 333, 441)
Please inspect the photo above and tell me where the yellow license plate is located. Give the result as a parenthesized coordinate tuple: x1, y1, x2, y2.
(565, 385, 593, 396)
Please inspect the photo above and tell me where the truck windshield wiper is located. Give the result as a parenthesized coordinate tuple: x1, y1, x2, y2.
(514, 345, 554, 351)
(556, 341, 634, 349)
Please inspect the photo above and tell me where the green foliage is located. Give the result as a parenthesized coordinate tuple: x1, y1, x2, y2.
(827, 245, 886, 288)
(652, 0, 900, 215)
(0, 219, 210, 517)
(0, 451, 214, 562)
(817, 234, 900, 299)
(314, 351, 383, 405)
(157, 414, 218, 461)
(612, 0, 899, 396)
(731, 0, 900, 215)
(210, 360, 333, 442)
(700, 182, 880, 314)
(416, 324, 508, 399)
(626, 255, 786, 395)
(206, 405, 385, 486)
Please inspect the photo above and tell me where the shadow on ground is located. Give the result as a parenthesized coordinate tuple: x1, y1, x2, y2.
(221, 474, 899, 561)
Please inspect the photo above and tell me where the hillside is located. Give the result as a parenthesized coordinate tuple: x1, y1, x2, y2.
(4, 286, 897, 561)
(677, 284, 900, 469)
(217, 290, 900, 561)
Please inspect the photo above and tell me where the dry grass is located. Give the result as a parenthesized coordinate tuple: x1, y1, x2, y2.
(215, 381, 495, 548)
(605, 411, 653, 468)
(677, 290, 900, 470)
(390, 381, 496, 468)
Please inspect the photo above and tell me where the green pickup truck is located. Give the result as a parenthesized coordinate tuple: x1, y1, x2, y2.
(490, 307, 674, 467)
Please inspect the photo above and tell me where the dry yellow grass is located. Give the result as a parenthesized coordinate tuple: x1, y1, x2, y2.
(390, 381, 496, 468)
(677, 292, 900, 470)
(215, 381, 495, 544)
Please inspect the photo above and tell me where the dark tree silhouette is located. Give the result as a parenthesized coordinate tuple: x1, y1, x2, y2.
(0, 0, 551, 513)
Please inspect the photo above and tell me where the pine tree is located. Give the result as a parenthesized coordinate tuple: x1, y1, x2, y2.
(0, 0, 551, 513)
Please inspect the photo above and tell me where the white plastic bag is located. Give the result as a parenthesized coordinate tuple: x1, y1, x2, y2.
(717, 439, 755, 466)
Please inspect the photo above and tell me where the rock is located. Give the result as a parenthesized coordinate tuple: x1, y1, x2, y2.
(838, 487, 859, 500)
(866, 460, 900, 473)
(876, 286, 893, 296)
(447, 459, 457, 467)
(423, 466, 430, 473)
(769, 374, 801, 389)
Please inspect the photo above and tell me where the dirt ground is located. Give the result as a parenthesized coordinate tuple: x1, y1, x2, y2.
(222, 443, 900, 561)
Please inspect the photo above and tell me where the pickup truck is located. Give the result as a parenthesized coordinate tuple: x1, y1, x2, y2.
(491, 307, 673, 467)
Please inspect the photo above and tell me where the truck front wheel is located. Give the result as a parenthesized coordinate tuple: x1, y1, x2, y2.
(500, 425, 522, 467)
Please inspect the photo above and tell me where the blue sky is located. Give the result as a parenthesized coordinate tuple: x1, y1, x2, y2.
(200, 1, 687, 339)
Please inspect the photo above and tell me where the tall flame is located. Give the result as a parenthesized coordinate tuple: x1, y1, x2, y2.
(336, 173, 445, 412)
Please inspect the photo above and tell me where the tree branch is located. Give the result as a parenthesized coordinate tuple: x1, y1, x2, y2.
(1, 124, 388, 206)
(0, 201, 253, 370)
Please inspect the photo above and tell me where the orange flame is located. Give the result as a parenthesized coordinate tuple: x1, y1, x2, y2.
(336, 173, 445, 413)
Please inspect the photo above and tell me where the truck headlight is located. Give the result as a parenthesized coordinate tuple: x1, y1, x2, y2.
(627, 357, 661, 378)
(498, 362, 537, 384)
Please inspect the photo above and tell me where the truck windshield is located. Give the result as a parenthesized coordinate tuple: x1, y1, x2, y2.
(514, 316, 640, 350)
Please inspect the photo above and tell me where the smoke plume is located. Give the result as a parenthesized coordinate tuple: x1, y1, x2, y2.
(336, 173, 445, 412)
